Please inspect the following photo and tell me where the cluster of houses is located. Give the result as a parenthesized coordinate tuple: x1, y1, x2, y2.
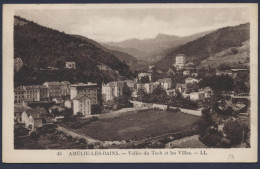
(14, 81, 99, 131)
(127, 54, 212, 101)
(14, 54, 249, 132)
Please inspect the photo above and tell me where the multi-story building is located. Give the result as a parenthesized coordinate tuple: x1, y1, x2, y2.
(174, 54, 186, 69)
(38, 85, 49, 101)
(14, 85, 49, 103)
(158, 78, 172, 90)
(14, 86, 26, 103)
(72, 94, 91, 116)
(102, 81, 124, 101)
(24, 85, 41, 102)
(65, 61, 76, 69)
(61, 81, 71, 98)
(136, 83, 154, 94)
(70, 82, 98, 105)
(43, 81, 62, 99)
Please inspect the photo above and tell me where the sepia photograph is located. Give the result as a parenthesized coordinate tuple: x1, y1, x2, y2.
(2, 3, 258, 163)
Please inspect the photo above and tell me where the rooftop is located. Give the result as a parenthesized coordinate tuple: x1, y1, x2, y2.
(72, 93, 90, 100)
(14, 104, 32, 113)
(71, 82, 97, 87)
(176, 54, 186, 57)
(61, 81, 71, 85)
(158, 78, 171, 83)
(49, 105, 65, 112)
(25, 85, 48, 89)
(44, 81, 61, 86)
(25, 107, 48, 119)
(185, 77, 198, 80)
(103, 81, 124, 87)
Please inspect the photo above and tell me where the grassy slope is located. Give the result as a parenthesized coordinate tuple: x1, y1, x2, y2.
(198, 41, 250, 68)
(71, 110, 199, 141)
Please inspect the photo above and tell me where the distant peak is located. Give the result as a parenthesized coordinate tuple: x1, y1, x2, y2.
(155, 33, 179, 39)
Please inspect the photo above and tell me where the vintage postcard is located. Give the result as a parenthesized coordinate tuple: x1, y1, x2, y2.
(2, 3, 258, 163)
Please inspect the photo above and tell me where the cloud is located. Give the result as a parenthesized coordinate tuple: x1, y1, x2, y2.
(15, 7, 249, 42)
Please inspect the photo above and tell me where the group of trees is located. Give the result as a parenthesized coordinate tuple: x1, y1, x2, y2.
(136, 85, 168, 104)
(197, 109, 248, 148)
(113, 84, 133, 109)
(199, 75, 234, 93)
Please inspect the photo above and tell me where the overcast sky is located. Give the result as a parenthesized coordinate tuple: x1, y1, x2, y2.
(15, 7, 249, 42)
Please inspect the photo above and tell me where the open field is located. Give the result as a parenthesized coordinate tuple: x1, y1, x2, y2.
(71, 109, 200, 141)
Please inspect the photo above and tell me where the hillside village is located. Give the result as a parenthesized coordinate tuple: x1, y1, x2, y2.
(13, 14, 251, 149)
(14, 52, 250, 149)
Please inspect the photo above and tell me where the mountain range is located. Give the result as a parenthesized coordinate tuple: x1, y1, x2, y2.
(14, 15, 250, 83)
(103, 30, 213, 62)
(71, 34, 148, 71)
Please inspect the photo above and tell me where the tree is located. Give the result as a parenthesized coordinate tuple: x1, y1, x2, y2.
(231, 48, 239, 54)
(199, 128, 223, 147)
(122, 83, 132, 98)
(198, 75, 234, 92)
(234, 80, 249, 93)
(224, 120, 243, 145)
(91, 104, 102, 114)
(137, 87, 148, 102)
(197, 109, 215, 135)
(218, 64, 231, 71)
(114, 95, 133, 108)
(139, 76, 150, 83)
(52, 108, 62, 117)
(152, 85, 168, 104)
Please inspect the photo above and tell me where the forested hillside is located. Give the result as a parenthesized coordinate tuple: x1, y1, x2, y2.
(155, 23, 250, 70)
(14, 16, 133, 87)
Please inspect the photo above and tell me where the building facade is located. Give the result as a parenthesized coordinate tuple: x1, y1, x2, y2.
(72, 94, 91, 115)
(158, 78, 172, 90)
(190, 92, 205, 101)
(43, 81, 62, 99)
(14, 85, 49, 103)
(70, 82, 98, 105)
(175, 54, 186, 69)
(61, 81, 71, 98)
(102, 81, 124, 101)
(14, 86, 26, 103)
(21, 107, 47, 131)
(136, 83, 154, 94)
